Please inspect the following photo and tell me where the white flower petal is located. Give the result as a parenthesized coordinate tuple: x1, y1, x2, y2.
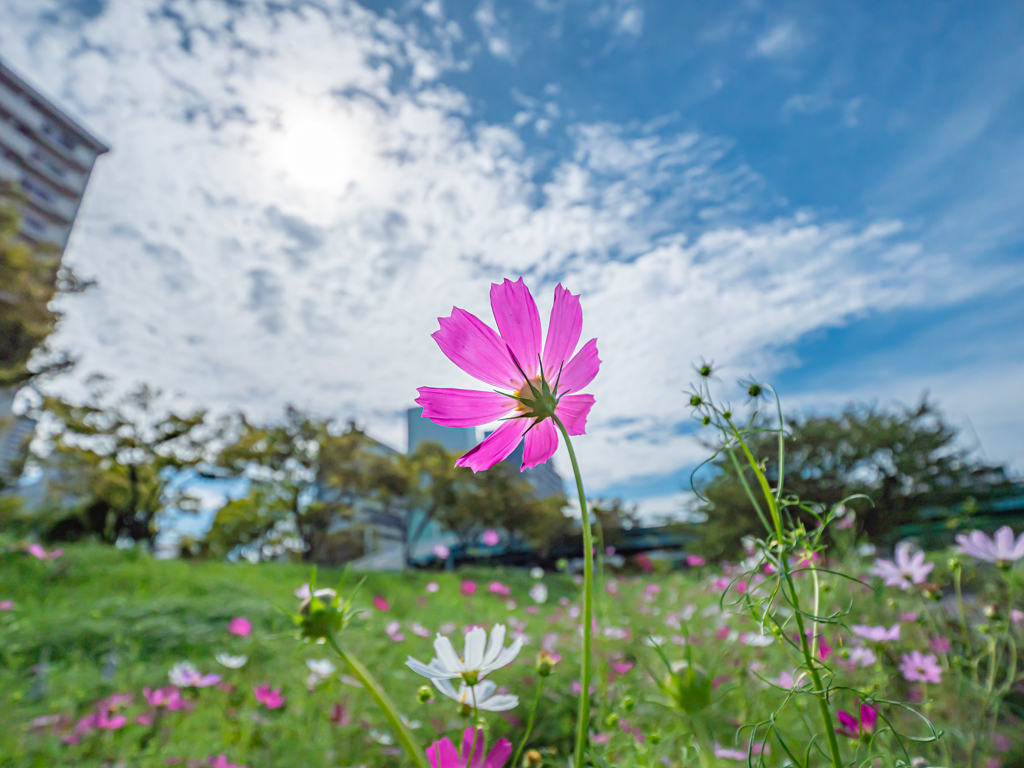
(463, 626, 487, 671)
(434, 634, 464, 673)
(483, 624, 507, 667)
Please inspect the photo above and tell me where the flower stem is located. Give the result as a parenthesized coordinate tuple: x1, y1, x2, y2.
(326, 635, 430, 768)
(552, 416, 593, 768)
(511, 676, 546, 768)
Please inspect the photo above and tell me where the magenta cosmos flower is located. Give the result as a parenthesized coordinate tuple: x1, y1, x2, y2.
(428, 727, 511, 768)
(835, 702, 878, 740)
(955, 526, 1024, 565)
(416, 278, 600, 472)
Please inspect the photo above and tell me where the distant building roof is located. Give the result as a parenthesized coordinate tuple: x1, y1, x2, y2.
(407, 407, 476, 454)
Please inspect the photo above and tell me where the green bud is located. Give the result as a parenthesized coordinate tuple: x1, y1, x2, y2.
(648, 731, 662, 746)
(701, 415, 711, 426)
(604, 712, 619, 729)
(722, 410, 732, 420)
(417, 686, 433, 704)
(664, 661, 711, 714)
(620, 695, 635, 713)
(820, 582, 832, 593)
(689, 395, 703, 407)
(947, 557, 961, 570)
(698, 364, 712, 377)
(747, 384, 763, 398)
(536, 650, 557, 677)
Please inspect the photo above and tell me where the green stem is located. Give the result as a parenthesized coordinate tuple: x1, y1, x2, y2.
(511, 676, 545, 768)
(327, 635, 429, 768)
(955, 566, 971, 658)
(553, 416, 593, 768)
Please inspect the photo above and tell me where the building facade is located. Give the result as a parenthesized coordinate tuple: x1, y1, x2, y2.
(0, 58, 108, 250)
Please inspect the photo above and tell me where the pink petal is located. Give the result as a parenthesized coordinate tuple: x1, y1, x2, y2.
(433, 308, 522, 388)
(428, 737, 462, 768)
(490, 278, 542, 379)
(859, 703, 878, 732)
(522, 419, 559, 469)
(555, 394, 595, 436)
(456, 418, 530, 472)
(416, 388, 516, 428)
(462, 728, 485, 768)
(485, 737, 513, 768)
(836, 710, 858, 733)
(542, 284, 583, 379)
(557, 338, 600, 394)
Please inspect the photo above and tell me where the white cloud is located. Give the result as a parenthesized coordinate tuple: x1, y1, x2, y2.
(0, 0, 999, 498)
(752, 22, 803, 58)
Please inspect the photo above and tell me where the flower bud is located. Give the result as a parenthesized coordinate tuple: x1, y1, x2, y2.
(664, 661, 711, 714)
(747, 384, 763, 398)
(983, 604, 997, 619)
(722, 410, 732, 420)
(417, 686, 433, 704)
(536, 650, 557, 677)
(698, 364, 712, 377)
(648, 731, 662, 745)
(522, 750, 543, 768)
(820, 582, 832, 593)
(701, 416, 711, 426)
(947, 557, 961, 571)
(604, 712, 619, 729)
(620, 695, 635, 713)
(689, 395, 703, 407)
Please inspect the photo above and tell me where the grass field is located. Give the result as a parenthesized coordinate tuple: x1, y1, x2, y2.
(0, 544, 1020, 768)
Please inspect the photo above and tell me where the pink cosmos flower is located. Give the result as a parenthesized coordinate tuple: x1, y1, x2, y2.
(481, 530, 501, 546)
(489, 582, 511, 596)
(955, 527, 1024, 565)
(0, 600, 14, 610)
(228, 617, 251, 637)
(433, 544, 451, 559)
(373, 595, 390, 612)
(416, 279, 599, 472)
(851, 624, 900, 643)
(427, 727, 512, 768)
(849, 647, 877, 667)
(208, 756, 246, 768)
(169, 662, 221, 688)
(426, 582, 440, 593)
(930, 636, 951, 654)
(610, 661, 633, 676)
(460, 580, 477, 596)
(835, 702, 878, 739)
(899, 651, 942, 684)
(27, 543, 63, 560)
(253, 684, 285, 709)
(386, 621, 405, 642)
(870, 542, 933, 590)
(714, 742, 769, 760)
(605, 580, 618, 595)
(686, 555, 706, 567)
(97, 710, 127, 730)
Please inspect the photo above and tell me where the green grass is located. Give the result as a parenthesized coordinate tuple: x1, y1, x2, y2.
(0, 545, 1020, 768)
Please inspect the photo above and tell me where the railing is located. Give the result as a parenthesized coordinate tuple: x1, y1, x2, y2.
(0, 120, 87, 193)
(0, 85, 98, 170)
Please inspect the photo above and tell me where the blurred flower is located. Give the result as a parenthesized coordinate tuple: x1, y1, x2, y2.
(605, 545, 616, 556)
(930, 636, 951, 654)
(433, 544, 451, 559)
(605, 580, 618, 595)
(254, 684, 285, 709)
(530, 567, 544, 579)
(427, 727, 512, 768)
(427, 582, 440, 593)
(714, 742, 769, 760)
(686, 555, 706, 567)
(433, 679, 519, 711)
(571, 681, 596, 696)
(386, 621, 406, 642)
(482, 530, 501, 546)
(144, 686, 189, 710)
(900, 612, 918, 622)
(415, 279, 599, 472)
(461, 581, 477, 597)
(955, 527, 1024, 565)
(489, 582, 511, 596)
(373, 595, 390, 612)
(208, 756, 246, 768)
(294, 583, 336, 601)
(330, 702, 350, 726)
(899, 651, 942, 683)
(835, 509, 856, 530)
(306, 658, 336, 678)
(1012, 609, 1024, 623)
(870, 543, 934, 590)
(851, 624, 900, 643)
(849, 647, 877, 667)
(410, 622, 431, 638)
(228, 617, 251, 637)
(835, 702, 877, 740)
(0, 600, 14, 610)
(637, 553, 654, 573)
(529, 583, 548, 603)
(169, 662, 221, 688)
(216, 653, 248, 669)
(536, 650, 559, 676)
(407, 624, 524, 685)
(27, 543, 62, 560)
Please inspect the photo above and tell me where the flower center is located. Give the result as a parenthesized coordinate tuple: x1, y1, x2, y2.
(461, 670, 480, 686)
(513, 377, 557, 420)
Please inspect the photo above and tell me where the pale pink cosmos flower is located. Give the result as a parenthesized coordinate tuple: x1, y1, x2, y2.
(0, 600, 13, 610)
(851, 624, 900, 643)
(433, 544, 451, 559)
(386, 621, 406, 642)
(428, 727, 512, 768)
(899, 651, 942, 683)
(253, 684, 285, 709)
(849, 647, 877, 667)
(529, 583, 547, 604)
(714, 742, 769, 760)
(169, 662, 221, 688)
(686, 555, 706, 567)
(931, 636, 951, 654)
(481, 530, 500, 546)
(208, 756, 246, 768)
(489, 582, 511, 596)
(955, 527, 1024, 565)
(228, 617, 251, 637)
(27, 543, 62, 560)
(416, 279, 600, 472)
(870, 543, 934, 590)
(426, 582, 440, 593)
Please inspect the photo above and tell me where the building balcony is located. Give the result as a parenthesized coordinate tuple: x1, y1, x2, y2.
(0, 120, 87, 194)
(0, 85, 99, 171)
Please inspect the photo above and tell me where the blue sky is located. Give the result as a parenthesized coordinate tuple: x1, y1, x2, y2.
(3, 0, 1022, 519)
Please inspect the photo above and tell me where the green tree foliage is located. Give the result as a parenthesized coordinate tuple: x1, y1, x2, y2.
(695, 397, 1011, 558)
(40, 386, 207, 543)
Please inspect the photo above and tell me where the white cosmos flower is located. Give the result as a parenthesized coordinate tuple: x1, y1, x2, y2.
(433, 678, 518, 711)
(306, 659, 336, 677)
(215, 653, 248, 669)
(406, 624, 523, 684)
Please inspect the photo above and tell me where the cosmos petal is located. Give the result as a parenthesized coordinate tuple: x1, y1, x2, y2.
(416, 388, 516, 428)
(433, 308, 522, 388)
(456, 418, 530, 473)
(434, 635, 463, 674)
(490, 278, 542, 380)
(558, 338, 600, 395)
(555, 394, 595, 436)
(522, 419, 558, 470)
(485, 738, 513, 768)
(463, 728, 485, 768)
(477, 694, 519, 712)
(428, 737, 461, 768)
(542, 284, 583, 379)
(482, 625, 507, 667)
(463, 626, 487, 670)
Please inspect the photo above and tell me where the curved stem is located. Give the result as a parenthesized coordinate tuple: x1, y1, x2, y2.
(327, 634, 430, 768)
(553, 416, 593, 768)
(511, 676, 545, 768)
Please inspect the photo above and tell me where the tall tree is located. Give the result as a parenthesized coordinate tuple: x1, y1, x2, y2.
(694, 397, 1012, 558)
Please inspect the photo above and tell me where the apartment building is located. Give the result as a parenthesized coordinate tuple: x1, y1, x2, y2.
(0, 57, 108, 250)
